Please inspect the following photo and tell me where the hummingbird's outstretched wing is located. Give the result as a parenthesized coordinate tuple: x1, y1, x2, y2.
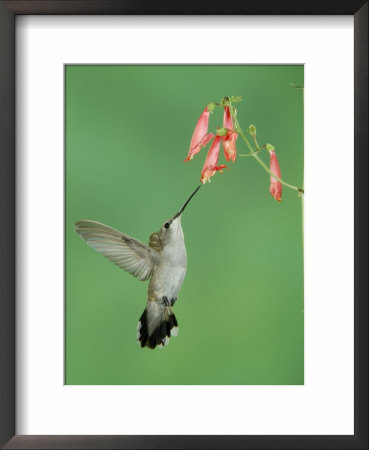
(75, 220, 158, 281)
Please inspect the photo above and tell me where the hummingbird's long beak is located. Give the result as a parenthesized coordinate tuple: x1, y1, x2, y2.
(173, 185, 201, 219)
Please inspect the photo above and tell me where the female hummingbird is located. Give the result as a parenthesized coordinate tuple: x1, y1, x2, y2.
(75, 185, 201, 350)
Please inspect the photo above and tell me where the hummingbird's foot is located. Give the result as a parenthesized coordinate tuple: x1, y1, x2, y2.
(162, 296, 170, 307)
(171, 297, 177, 306)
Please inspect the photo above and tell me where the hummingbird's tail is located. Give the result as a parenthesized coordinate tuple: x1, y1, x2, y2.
(137, 301, 178, 349)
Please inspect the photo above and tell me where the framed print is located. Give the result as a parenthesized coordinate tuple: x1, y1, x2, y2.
(65, 64, 304, 385)
(0, 1, 367, 449)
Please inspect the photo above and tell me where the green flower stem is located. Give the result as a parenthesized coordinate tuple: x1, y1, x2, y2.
(239, 152, 260, 157)
(252, 152, 302, 192)
(229, 103, 304, 194)
(300, 87, 305, 254)
(252, 134, 260, 151)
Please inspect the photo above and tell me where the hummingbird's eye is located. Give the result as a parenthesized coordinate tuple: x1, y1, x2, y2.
(164, 222, 170, 229)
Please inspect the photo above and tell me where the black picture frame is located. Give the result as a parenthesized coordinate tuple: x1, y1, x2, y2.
(0, 1, 367, 449)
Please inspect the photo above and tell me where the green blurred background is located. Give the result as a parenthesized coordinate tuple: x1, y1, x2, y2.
(65, 65, 304, 385)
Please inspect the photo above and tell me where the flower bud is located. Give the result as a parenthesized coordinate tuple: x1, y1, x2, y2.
(248, 124, 256, 136)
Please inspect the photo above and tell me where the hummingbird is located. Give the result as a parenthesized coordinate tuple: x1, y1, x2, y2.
(74, 185, 201, 350)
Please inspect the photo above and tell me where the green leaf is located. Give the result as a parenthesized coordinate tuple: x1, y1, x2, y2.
(230, 95, 242, 103)
(289, 82, 304, 90)
(216, 127, 228, 136)
(206, 102, 217, 112)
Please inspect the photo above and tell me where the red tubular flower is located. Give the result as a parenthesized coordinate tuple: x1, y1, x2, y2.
(222, 106, 238, 162)
(223, 132, 237, 163)
(223, 105, 233, 130)
(185, 107, 214, 162)
(200, 135, 227, 184)
(269, 149, 282, 202)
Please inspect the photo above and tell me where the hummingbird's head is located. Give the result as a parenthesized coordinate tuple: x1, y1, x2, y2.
(159, 185, 201, 246)
(160, 215, 183, 245)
